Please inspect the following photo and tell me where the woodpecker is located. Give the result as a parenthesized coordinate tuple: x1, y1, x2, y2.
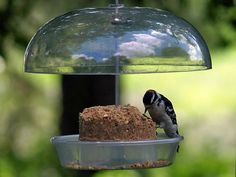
(143, 89, 179, 138)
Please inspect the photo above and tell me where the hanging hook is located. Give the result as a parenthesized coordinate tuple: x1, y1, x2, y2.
(109, 1, 132, 25)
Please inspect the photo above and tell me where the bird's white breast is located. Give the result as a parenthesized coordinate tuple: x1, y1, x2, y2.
(148, 101, 166, 123)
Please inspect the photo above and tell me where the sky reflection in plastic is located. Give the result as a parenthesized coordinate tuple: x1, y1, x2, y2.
(72, 28, 202, 62)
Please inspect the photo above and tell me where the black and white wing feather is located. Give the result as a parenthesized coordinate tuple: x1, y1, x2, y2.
(160, 94, 179, 134)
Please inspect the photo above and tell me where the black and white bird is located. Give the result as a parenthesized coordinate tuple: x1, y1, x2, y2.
(143, 89, 179, 138)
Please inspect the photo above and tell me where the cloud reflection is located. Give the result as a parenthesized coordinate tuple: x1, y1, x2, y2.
(115, 29, 202, 60)
(115, 31, 164, 58)
(71, 54, 94, 60)
(71, 29, 202, 63)
(176, 33, 202, 60)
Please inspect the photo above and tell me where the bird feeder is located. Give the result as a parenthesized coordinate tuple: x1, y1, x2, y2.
(24, 1, 211, 170)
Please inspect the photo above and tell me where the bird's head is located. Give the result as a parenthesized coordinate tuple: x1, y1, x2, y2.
(143, 89, 159, 113)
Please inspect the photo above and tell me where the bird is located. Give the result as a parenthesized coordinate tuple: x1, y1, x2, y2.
(143, 89, 180, 139)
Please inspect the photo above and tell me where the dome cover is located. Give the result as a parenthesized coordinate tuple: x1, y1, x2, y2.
(24, 7, 211, 74)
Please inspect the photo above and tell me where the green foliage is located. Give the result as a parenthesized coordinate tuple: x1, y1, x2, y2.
(0, 40, 75, 177)
(93, 170, 141, 177)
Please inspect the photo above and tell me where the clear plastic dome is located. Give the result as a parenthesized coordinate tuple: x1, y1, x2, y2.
(24, 7, 212, 74)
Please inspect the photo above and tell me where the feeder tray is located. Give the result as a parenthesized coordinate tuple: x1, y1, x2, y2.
(51, 134, 183, 170)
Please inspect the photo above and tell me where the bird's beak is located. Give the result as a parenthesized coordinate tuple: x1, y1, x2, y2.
(144, 107, 148, 114)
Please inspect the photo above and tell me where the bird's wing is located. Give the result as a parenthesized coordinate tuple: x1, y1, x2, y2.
(160, 94, 177, 125)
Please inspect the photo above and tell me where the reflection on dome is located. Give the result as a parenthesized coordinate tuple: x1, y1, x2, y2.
(24, 7, 211, 74)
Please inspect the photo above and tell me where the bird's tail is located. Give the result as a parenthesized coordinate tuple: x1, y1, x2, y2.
(176, 129, 179, 135)
(176, 130, 180, 152)
(177, 145, 180, 152)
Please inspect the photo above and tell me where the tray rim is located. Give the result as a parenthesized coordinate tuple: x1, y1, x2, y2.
(51, 134, 183, 145)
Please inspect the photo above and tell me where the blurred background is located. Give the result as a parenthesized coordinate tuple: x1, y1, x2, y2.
(0, 0, 235, 177)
